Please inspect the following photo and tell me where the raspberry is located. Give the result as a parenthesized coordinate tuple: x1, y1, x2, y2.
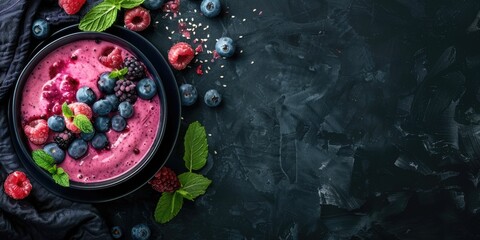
(148, 167, 180, 193)
(59, 0, 86, 15)
(4, 171, 32, 200)
(24, 119, 49, 145)
(99, 47, 123, 69)
(54, 130, 74, 149)
(64, 102, 92, 133)
(123, 57, 146, 81)
(168, 42, 195, 70)
(124, 7, 151, 32)
(114, 80, 138, 103)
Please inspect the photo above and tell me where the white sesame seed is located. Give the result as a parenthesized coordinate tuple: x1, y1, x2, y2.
(231, 15, 235, 18)
(253, 9, 257, 12)
(207, 66, 211, 70)
(171, 31, 175, 34)
(169, 16, 172, 20)
(198, 23, 202, 27)
(208, 133, 212, 136)
(191, 18, 194, 21)
(220, 65, 225, 68)
(243, 18, 246, 22)
(223, 84, 227, 87)
(220, 75, 224, 78)
(204, 44, 208, 48)
(239, 35, 243, 39)
(179, 12, 182, 15)
(207, 34, 210, 38)
(240, 50, 244, 53)
(251, 61, 255, 64)
(165, 26, 169, 30)
(199, 60, 204, 63)
(181, 117, 184, 120)
(193, 31, 196, 35)
(194, 9, 197, 13)
(155, 21, 159, 24)
(168, 36, 172, 40)
(205, 70, 209, 74)
(214, 150, 217, 154)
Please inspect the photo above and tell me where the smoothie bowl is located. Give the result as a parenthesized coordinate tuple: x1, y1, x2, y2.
(10, 32, 167, 191)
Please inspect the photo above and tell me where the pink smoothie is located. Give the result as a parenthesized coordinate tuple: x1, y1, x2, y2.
(20, 39, 162, 184)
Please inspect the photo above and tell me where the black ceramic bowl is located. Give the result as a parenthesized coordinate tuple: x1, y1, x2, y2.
(9, 31, 169, 197)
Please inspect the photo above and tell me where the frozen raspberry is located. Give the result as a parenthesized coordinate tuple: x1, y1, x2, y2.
(99, 47, 123, 69)
(59, 0, 86, 15)
(168, 42, 195, 70)
(4, 171, 32, 200)
(68, 102, 93, 119)
(24, 119, 49, 145)
(124, 7, 151, 32)
(148, 167, 180, 193)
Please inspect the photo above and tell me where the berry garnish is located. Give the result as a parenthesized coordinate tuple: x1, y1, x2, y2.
(123, 57, 146, 81)
(43, 143, 66, 164)
(32, 19, 50, 39)
(94, 116, 111, 133)
(99, 46, 123, 69)
(215, 37, 235, 58)
(80, 129, 96, 142)
(118, 101, 134, 119)
(47, 115, 66, 132)
(204, 89, 222, 107)
(76, 86, 97, 105)
(168, 42, 195, 70)
(114, 80, 138, 103)
(4, 171, 32, 200)
(148, 167, 180, 193)
(131, 223, 151, 240)
(179, 83, 198, 106)
(24, 119, 49, 145)
(200, 0, 221, 18)
(98, 72, 117, 94)
(67, 102, 93, 119)
(91, 133, 109, 149)
(59, 0, 86, 15)
(105, 94, 120, 109)
(111, 115, 127, 132)
(54, 130, 74, 149)
(68, 139, 88, 159)
(136, 78, 157, 100)
(92, 99, 113, 116)
(124, 7, 151, 32)
(143, 0, 165, 10)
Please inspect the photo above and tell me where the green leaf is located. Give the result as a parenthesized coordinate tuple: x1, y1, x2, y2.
(79, 1, 118, 32)
(62, 102, 73, 118)
(154, 192, 183, 224)
(109, 67, 128, 79)
(183, 121, 208, 171)
(73, 114, 94, 133)
(52, 167, 70, 187)
(32, 150, 56, 173)
(178, 172, 211, 201)
(120, 0, 144, 9)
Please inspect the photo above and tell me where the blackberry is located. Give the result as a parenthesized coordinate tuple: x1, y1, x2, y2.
(123, 57, 145, 81)
(54, 130, 74, 149)
(148, 167, 180, 193)
(114, 80, 138, 103)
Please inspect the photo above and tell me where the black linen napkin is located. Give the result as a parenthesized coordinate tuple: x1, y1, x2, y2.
(0, 0, 110, 239)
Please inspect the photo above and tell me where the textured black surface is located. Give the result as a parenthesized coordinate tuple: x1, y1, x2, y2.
(6, 0, 480, 239)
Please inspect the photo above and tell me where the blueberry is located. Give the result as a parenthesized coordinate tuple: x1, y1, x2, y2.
(143, 0, 165, 10)
(32, 19, 50, 40)
(131, 223, 151, 240)
(43, 143, 66, 163)
(179, 84, 198, 106)
(200, 0, 221, 18)
(92, 99, 113, 116)
(118, 102, 134, 119)
(80, 129, 96, 141)
(68, 139, 88, 159)
(47, 115, 66, 132)
(98, 72, 117, 94)
(94, 116, 111, 132)
(111, 115, 127, 132)
(204, 89, 222, 107)
(76, 86, 97, 105)
(136, 78, 157, 100)
(215, 37, 235, 58)
(111, 226, 123, 239)
(105, 94, 120, 109)
(91, 133, 109, 149)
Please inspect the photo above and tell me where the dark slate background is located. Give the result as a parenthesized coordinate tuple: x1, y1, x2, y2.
(29, 0, 480, 239)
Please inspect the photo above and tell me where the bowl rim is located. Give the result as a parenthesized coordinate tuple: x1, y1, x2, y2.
(11, 31, 168, 190)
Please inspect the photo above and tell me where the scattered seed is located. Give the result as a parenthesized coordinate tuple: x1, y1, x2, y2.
(222, 84, 227, 87)
(253, 8, 257, 12)
(240, 50, 244, 53)
(239, 35, 243, 39)
(220, 75, 224, 78)
(243, 18, 246, 22)
(208, 133, 212, 137)
(231, 15, 235, 18)
(251, 61, 255, 64)
(220, 65, 225, 68)
(214, 150, 218, 154)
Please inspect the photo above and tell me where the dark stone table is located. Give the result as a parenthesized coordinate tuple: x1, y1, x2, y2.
(91, 0, 480, 239)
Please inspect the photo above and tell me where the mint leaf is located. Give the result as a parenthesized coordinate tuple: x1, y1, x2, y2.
(32, 150, 56, 174)
(120, 0, 144, 9)
(62, 102, 73, 118)
(109, 67, 128, 79)
(73, 114, 94, 133)
(177, 172, 211, 201)
(79, 1, 118, 32)
(52, 167, 70, 187)
(184, 121, 208, 171)
(154, 192, 183, 224)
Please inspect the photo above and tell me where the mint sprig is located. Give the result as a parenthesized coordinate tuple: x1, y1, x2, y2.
(154, 121, 212, 224)
(62, 102, 74, 118)
(109, 67, 128, 79)
(79, 0, 144, 32)
(32, 150, 70, 187)
(73, 114, 94, 133)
